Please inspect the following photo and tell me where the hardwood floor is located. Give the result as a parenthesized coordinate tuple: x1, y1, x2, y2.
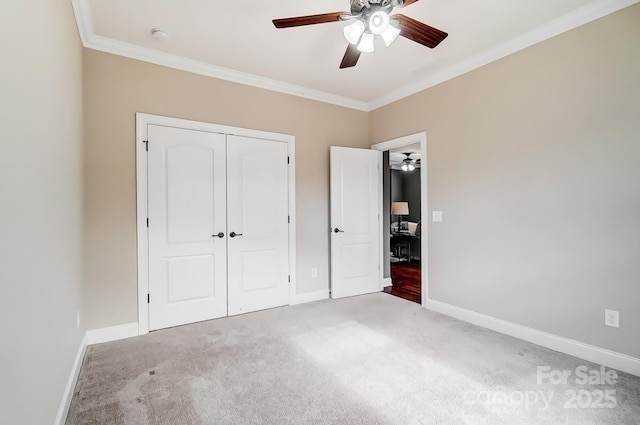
(386, 262, 421, 304)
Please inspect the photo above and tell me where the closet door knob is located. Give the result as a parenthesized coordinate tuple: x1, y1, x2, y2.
(230, 232, 243, 238)
(213, 232, 224, 238)
(333, 228, 344, 233)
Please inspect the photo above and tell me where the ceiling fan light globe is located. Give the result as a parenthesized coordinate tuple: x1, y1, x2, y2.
(357, 32, 375, 53)
(343, 20, 365, 45)
(401, 163, 408, 171)
(408, 164, 415, 171)
(381, 25, 400, 46)
(369, 10, 390, 35)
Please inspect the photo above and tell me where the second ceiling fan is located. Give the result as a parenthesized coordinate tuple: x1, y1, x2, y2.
(273, 0, 448, 69)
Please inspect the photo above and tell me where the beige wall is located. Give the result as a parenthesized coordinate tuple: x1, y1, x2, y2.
(0, 1, 84, 423)
(84, 4, 639, 358)
(1, 2, 636, 421)
(83, 50, 370, 329)
(370, 4, 640, 357)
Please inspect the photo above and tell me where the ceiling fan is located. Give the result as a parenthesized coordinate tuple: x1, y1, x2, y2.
(273, 0, 448, 69)
(401, 152, 420, 171)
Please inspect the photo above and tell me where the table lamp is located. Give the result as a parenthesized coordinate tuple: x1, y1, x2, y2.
(391, 202, 409, 231)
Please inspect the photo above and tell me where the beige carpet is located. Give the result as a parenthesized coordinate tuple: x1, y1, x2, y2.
(66, 293, 640, 424)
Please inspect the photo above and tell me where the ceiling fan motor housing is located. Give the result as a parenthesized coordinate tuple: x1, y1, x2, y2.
(350, 0, 397, 16)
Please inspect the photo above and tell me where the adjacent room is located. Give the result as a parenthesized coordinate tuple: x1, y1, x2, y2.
(2, 1, 639, 424)
(386, 146, 423, 303)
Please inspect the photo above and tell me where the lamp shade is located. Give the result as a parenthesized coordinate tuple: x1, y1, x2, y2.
(343, 20, 365, 45)
(401, 161, 415, 172)
(381, 25, 400, 46)
(368, 10, 390, 35)
(391, 201, 409, 215)
(357, 32, 375, 53)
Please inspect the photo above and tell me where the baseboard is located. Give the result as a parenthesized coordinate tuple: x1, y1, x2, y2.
(291, 289, 330, 305)
(55, 333, 88, 425)
(55, 322, 140, 424)
(85, 322, 139, 345)
(426, 299, 640, 377)
(381, 277, 392, 288)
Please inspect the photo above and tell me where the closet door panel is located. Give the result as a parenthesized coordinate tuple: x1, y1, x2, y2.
(147, 125, 228, 330)
(227, 135, 290, 315)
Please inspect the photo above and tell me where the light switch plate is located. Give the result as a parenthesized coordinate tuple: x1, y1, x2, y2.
(432, 211, 443, 222)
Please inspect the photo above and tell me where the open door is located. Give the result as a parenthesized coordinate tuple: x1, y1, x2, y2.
(330, 146, 381, 299)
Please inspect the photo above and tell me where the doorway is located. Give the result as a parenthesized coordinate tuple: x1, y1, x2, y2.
(388, 145, 422, 303)
(372, 133, 427, 306)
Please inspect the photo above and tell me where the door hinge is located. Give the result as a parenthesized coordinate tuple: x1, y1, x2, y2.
(146, 217, 149, 228)
(288, 275, 291, 283)
(287, 156, 290, 164)
(147, 294, 150, 303)
(143, 140, 149, 151)
(288, 215, 290, 223)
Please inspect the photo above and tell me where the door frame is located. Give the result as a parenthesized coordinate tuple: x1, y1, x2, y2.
(371, 132, 428, 306)
(135, 113, 296, 335)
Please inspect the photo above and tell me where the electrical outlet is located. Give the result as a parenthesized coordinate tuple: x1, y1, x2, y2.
(604, 309, 619, 328)
(311, 268, 318, 278)
(76, 311, 80, 330)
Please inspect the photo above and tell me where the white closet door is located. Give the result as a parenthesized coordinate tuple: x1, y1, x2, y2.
(226, 135, 290, 315)
(330, 146, 381, 299)
(147, 125, 227, 330)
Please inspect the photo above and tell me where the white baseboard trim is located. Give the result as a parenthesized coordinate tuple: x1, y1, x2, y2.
(56, 322, 141, 423)
(55, 334, 87, 425)
(85, 322, 139, 346)
(291, 289, 330, 305)
(426, 298, 640, 377)
(382, 277, 392, 287)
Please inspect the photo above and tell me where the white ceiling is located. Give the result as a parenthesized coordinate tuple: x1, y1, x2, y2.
(73, 0, 637, 111)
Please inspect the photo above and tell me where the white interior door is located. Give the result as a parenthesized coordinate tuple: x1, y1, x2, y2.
(147, 125, 227, 330)
(330, 146, 381, 299)
(227, 135, 290, 315)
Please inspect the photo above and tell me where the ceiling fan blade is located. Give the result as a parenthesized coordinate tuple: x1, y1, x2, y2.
(399, 0, 421, 7)
(273, 12, 348, 28)
(339, 44, 361, 69)
(395, 14, 448, 48)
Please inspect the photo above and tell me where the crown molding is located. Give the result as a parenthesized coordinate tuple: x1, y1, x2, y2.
(72, 0, 638, 113)
(70, 0, 370, 111)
